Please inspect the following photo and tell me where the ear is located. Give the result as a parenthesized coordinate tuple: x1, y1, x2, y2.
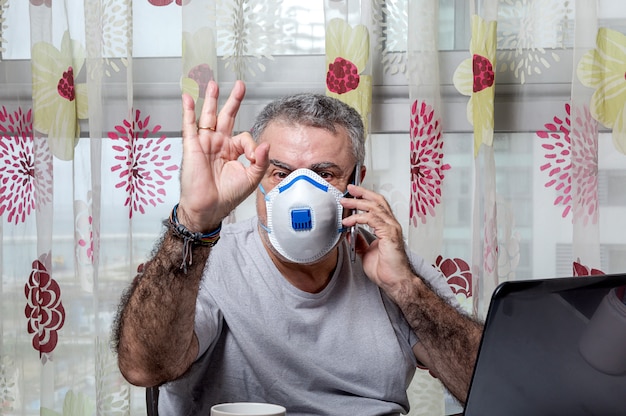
(359, 165, 367, 183)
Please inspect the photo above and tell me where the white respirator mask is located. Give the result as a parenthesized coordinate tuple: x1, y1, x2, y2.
(259, 168, 348, 264)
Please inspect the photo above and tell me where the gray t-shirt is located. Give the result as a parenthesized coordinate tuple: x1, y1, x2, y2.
(158, 217, 455, 415)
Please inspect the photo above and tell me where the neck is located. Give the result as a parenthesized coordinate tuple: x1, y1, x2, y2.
(266, 242, 340, 294)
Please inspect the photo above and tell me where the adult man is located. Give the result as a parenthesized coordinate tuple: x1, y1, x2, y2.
(113, 80, 482, 415)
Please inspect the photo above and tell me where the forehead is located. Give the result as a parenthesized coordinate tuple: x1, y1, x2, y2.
(259, 121, 355, 167)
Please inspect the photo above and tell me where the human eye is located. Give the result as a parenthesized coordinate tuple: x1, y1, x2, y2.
(318, 171, 335, 181)
(273, 170, 289, 181)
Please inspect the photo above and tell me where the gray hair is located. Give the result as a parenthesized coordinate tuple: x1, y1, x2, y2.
(250, 93, 365, 165)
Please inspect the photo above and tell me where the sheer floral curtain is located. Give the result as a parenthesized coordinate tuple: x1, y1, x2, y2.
(1, 0, 626, 415)
(1, 1, 305, 413)
(2, 1, 183, 414)
(401, 0, 625, 413)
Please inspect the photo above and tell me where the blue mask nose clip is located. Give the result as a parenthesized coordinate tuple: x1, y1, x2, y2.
(291, 208, 313, 231)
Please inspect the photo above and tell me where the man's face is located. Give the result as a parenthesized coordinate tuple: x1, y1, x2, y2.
(255, 120, 357, 244)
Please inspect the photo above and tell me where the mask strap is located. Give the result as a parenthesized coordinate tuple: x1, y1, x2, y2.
(258, 184, 271, 232)
(259, 183, 271, 201)
(259, 221, 271, 233)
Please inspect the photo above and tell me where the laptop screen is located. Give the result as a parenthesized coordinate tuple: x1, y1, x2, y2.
(463, 274, 626, 416)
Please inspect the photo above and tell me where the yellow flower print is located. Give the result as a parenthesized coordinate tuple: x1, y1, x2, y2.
(41, 390, 95, 416)
(453, 15, 497, 157)
(325, 18, 372, 135)
(32, 31, 88, 161)
(577, 27, 626, 155)
(182, 27, 217, 103)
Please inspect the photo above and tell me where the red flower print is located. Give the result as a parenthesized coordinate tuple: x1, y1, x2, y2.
(434, 255, 473, 298)
(409, 100, 451, 226)
(326, 57, 360, 94)
(30, 0, 51, 6)
(537, 103, 598, 225)
(148, 0, 189, 5)
(0, 106, 53, 224)
(573, 259, 604, 276)
(24, 252, 65, 357)
(57, 67, 76, 101)
(188, 63, 215, 99)
(473, 54, 494, 93)
(109, 109, 179, 218)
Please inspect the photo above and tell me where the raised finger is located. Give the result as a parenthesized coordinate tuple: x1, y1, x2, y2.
(182, 93, 199, 140)
(215, 80, 246, 134)
(197, 80, 219, 132)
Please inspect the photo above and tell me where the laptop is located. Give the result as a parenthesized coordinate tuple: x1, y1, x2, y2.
(463, 273, 626, 416)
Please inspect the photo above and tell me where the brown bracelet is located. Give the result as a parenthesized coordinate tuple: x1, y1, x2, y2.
(167, 204, 221, 272)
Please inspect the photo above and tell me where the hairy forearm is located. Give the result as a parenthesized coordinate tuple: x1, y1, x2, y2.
(113, 229, 210, 387)
(394, 276, 482, 403)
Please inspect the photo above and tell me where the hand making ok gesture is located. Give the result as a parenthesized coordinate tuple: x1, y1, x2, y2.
(177, 80, 270, 233)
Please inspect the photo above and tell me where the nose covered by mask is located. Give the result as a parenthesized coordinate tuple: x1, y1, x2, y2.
(260, 169, 347, 264)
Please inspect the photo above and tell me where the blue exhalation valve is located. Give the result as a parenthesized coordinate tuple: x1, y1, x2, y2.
(291, 208, 312, 230)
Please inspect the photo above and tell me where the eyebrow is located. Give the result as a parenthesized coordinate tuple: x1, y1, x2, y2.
(269, 159, 342, 172)
(269, 159, 293, 171)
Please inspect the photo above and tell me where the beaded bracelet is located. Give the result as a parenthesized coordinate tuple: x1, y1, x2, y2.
(168, 203, 221, 272)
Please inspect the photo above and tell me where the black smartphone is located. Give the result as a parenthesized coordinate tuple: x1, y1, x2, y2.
(349, 163, 360, 263)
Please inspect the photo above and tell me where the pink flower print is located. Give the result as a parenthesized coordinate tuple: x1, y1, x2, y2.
(570, 105, 599, 226)
(434, 255, 473, 298)
(537, 103, 598, 225)
(537, 108, 572, 217)
(473, 54, 494, 93)
(77, 230, 93, 261)
(0, 107, 53, 224)
(573, 259, 604, 276)
(326, 57, 360, 95)
(109, 109, 179, 218)
(24, 252, 65, 357)
(77, 213, 94, 264)
(409, 100, 451, 226)
(483, 213, 498, 275)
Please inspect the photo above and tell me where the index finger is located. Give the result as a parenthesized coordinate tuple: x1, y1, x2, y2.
(182, 93, 199, 139)
(216, 80, 246, 134)
(342, 184, 377, 206)
(341, 184, 393, 220)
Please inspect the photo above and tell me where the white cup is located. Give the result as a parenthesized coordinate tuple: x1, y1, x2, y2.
(210, 402, 286, 416)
